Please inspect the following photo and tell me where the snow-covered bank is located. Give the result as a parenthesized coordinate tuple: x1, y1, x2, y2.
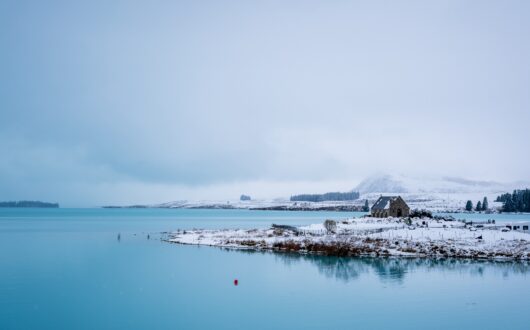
(167, 217, 530, 260)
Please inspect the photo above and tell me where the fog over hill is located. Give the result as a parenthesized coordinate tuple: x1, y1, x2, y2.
(354, 174, 526, 195)
(2, 1, 530, 207)
(354, 175, 408, 194)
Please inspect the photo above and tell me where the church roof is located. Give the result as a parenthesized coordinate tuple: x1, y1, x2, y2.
(371, 196, 399, 210)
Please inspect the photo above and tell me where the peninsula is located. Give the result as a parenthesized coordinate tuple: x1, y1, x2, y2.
(168, 216, 530, 260)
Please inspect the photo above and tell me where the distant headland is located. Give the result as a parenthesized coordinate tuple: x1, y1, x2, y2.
(0, 201, 59, 208)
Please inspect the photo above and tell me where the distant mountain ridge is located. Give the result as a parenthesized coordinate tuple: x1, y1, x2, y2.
(441, 177, 505, 187)
(354, 174, 526, 195)
(355, 175, 407, 194)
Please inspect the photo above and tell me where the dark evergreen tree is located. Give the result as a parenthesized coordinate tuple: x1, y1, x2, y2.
(362, 200, 369, 212)
(503, 196, 515, 212)
(475, 201, 482, 211)
(240, 195, 251, 201)
(465, 200, 473, 211)
(482, 197, 488, 211)
(496, 193, 511, 203)
(497, 189, 530, 212)
(524, 190, 530, 212)
(515, 196, 524, 212)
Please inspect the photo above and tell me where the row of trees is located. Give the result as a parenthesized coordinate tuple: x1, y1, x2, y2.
(465, 197, 489, 212)
(240, 194, 251, 201)
(0, 201, 59, 208)
(496, 189, 530, 212)
(290, 191, 360, 202)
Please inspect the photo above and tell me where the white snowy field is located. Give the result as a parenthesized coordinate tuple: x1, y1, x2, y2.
(155, 198, 362, 210)
(151, 194, 502, 212)
(119, 174, 527, 212)
(168, 217, 530, 260)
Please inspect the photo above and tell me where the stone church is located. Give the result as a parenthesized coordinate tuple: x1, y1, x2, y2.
(371, 196, 410, 218)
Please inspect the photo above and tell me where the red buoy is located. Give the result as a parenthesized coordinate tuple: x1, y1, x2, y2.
(234, 279, 238, 286)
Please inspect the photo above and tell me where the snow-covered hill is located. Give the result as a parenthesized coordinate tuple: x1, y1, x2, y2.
(354, 174, 528, 212)
(354, 174, 520, 195)
(355, 175, 408, 194)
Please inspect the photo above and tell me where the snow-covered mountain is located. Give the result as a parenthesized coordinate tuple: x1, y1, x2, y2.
(355, 175, 408, 194)
(354, 174, 528, 212)
(354, 174, 520, 195)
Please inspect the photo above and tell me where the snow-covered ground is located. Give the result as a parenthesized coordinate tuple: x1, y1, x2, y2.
(167, 217, 530, 260)
(153, 199, 364, 210)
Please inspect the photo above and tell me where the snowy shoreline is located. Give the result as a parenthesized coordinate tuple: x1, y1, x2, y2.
(167, 217, 530, 260)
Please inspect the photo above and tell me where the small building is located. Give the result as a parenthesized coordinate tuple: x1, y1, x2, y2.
(504, 222, 530, 233)
(371, 196, 410, 218)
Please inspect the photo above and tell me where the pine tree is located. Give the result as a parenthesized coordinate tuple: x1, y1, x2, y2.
(465, 200, 473, 211)
(496, 189, 530, 212)
(475, 201, 482, 211)
(503, 197, 515, 212)
(362, 200, 369, 212)
(482, 197, 488, 211)
(523, 190, 527, 212)
(515, 196, 524, 212)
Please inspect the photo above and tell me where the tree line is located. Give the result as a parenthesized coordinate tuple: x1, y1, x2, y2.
(465, 197, 488, 212)
(0, 201, 59, 208)
(290, 191, 360, 202)
(495, 189, 530, 212)
(240, 194, 251, 201)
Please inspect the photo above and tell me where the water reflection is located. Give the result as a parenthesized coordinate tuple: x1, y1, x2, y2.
(230, 249, 530, 284)
(274, 254, 410, 284)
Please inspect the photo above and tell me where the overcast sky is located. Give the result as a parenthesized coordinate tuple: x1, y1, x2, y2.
(1, 0, 529, 206)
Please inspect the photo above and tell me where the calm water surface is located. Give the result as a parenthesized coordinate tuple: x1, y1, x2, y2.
(1, 208, 529, 329)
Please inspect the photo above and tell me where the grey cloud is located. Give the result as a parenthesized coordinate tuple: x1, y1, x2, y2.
(1, 0, 529, 205)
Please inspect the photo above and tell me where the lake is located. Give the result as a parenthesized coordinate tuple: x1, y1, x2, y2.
(1, 208, 529, 329)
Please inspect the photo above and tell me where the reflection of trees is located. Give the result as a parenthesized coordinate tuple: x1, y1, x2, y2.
(230, 248, 530, 284)
(302, 256, 369, 282)
(308, 257, 530, 284)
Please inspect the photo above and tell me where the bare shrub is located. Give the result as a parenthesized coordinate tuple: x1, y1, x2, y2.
(273, 240, 301, 252)
(273, 228, 284, 236)
(410, 209, 433, 218)
(324, 220, 337, 234)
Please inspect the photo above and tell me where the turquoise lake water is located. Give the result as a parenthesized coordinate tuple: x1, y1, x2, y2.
(1, 208, 529, 329)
